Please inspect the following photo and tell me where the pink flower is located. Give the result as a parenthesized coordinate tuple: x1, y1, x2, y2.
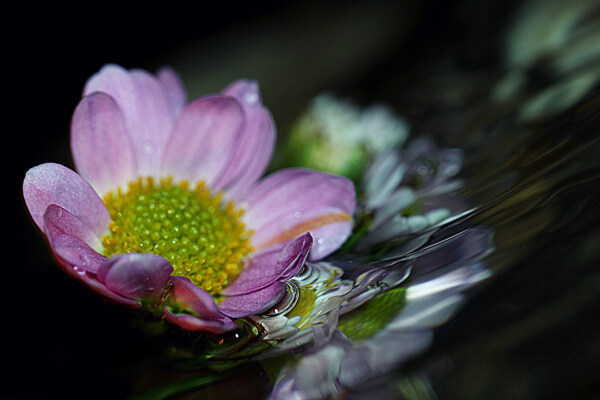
(23, 64, 355, 334)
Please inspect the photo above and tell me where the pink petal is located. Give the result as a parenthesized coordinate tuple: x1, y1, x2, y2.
(218, 281, 286, 318)
(23, 163, 110, 238)
(42, 207, 140, 308)
(214, 80, 276, 198)
(221, 232, 312, 296)
(243, 169, 356, 220)
(43, 205, 105, 272)
(160, 95, 245, 186)
(70, 92, 137, 195)
(83, 64, 176, 177)
(49, 234, 107, 274)
(241, 169, 356, 260)
(97, 253, 174, 300)
(163, 312, 237, 333)
(164, 276, 237, 333)
(44, 240, 140, 308)
(43, 204, 102, 250)
(157, 66, 187, 118)
(250, 205, 354, 261)
(62, 264, 141, 308)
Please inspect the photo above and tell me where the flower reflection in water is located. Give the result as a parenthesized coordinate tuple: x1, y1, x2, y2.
(270, 226, 492, 399)
(260, 107, 495, 398)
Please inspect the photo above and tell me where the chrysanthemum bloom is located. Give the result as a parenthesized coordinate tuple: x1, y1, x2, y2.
(23, 64, 356, 333)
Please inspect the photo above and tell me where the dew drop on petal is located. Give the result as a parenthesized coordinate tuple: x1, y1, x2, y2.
(143, 142, 154, 155)
(244, 92, 259, 104)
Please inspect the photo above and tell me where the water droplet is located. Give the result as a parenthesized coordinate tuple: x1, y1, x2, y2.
(143, 142, 154, 155)
(294, 211, 302, 218)
(317, 238, 324, 245)
(261, 281, 299, 316)
(244, 92, 259, 104)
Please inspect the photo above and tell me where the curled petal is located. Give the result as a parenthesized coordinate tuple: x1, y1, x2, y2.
(43, 204, 103, 252)
(49, 234, 107, 274)
(23, 163, 110, 238)
(161, 95, 245, 186)
(163, 312, 237, 334)
(242, 169, 355, 260)
(49, 242, 140, 308)
(44, 205, 106, 273)
(219, 281, 286, 318)
(42, 206, 139, 308)
(97, 253, 173, 300)
(71, 92, 137, 195)
(222, 232, 313, 296)
(215, 80, 276, 198)
(164, 277, 237, 333)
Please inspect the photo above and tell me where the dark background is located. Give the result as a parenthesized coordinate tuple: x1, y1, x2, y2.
(9, 1, 599, 399)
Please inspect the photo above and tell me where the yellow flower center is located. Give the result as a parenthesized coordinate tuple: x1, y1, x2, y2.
(101, 177, 253, 295)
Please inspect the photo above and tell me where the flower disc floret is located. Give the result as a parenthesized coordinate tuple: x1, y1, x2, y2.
(102, 176, 253, 294)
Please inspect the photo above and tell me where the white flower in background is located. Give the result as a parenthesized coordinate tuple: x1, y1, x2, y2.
(356, 136, 468, 252)
(284, 94, 409, 180)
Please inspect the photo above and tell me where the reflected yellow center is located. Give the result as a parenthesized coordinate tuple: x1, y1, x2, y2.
(101, 176, 253, 295)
